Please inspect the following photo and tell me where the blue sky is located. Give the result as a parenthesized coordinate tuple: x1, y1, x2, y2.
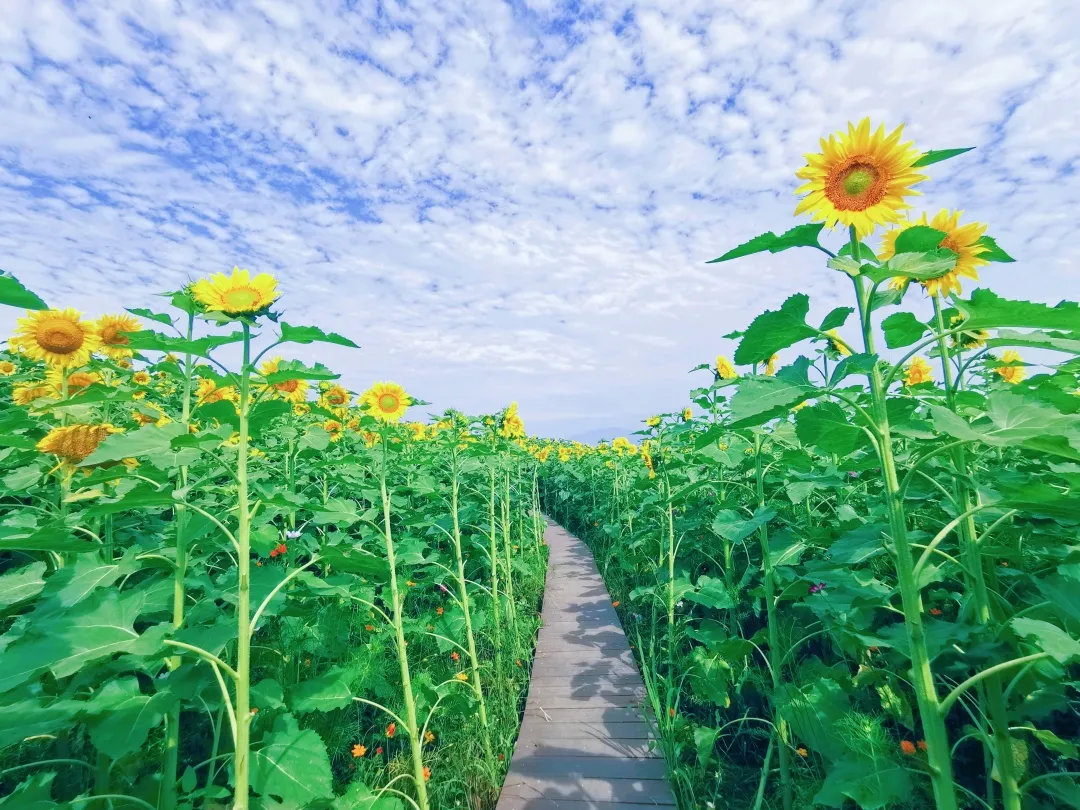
(0, 0, 1077, 438)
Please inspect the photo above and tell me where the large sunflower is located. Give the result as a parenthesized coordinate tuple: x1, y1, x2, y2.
(191, 267, 280, 315)
(795, 118, 926, 238)
(96, 313, 141, 360)
(12, 309, 100, 367)
(362, 381, 410, 423)
(880, 210, 989, 297)
(258, 356, 309, 404)
(36, 423, 122, 464)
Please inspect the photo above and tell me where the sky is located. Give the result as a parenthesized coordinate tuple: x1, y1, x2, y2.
(0, 0, 1077, 440)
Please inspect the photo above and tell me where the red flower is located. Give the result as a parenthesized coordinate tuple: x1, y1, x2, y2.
(929, 608, 943, 616)
(422, 766, 431, 781)
(450, 651, 460, 662)
(668, 707, 675, 718)
(386, 722, 396, 738)
(269, 543, 287, 558)
(917, 740, 928, 751)
(900, 740, 916, 755)
(375, 746, 384, 755)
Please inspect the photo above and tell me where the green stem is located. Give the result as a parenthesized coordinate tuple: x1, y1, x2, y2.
(380, 438, 429, 810)
(231, 322, 253, 810)
(488, 464, 505, 692)
(850, 229, 957, 810)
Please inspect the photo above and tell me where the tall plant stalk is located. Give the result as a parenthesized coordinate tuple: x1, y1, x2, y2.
(487, 463, 505, 691)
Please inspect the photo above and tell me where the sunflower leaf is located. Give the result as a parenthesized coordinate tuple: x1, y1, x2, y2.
(122, 330, 245, 358)
(0, 272, 48, 310)
(860, 249, 957, 284)
(881, 312, 929, 348)
(707, 224, 825, 263)
(819, 307, 853, 331)
(976, 235, 1015, 263)
(734, 294, 818, 365)
(912, 147, 975, 167)
(126, 308, 173, 326)
(262, 360, 340, 384)
(894, 226, 947, 254)
(279, 322, 359, 349)
(954, 289, 1080, 331)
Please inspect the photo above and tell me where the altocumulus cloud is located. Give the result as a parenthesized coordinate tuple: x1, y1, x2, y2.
(0, 0, 1077, 438)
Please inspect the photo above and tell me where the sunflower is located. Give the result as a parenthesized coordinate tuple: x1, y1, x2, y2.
(319, 383, 351, 410)
(765, 354, 778, 376)
(646, 416, 661, 427)
(795, 118, 927, 238)
(880, 210, 989, 297)
(196, 378, 239, 406)
(0, 360, 16, 375)
(45, 367, 101, 395)
(12, 309, 100, 367)
(133, 371, 152, 385)
(994, 350, 1025, 384)
(191, 267, 280, 315)
(362, 382, 410, 423)
(682, 407, 693, 421)
(905, 357, 934, 386)
(406, 422, 428, 440)
(133, 403, 171, 427)
(96, 314, 141, 360)
(715, 355, 737, 380)
(259, 357, 309, 404)
(324, 419, 344, 441)
(826, 329, 852, 357)
(13, 382, 53, 407)
(500, 402, 526, 439)
(36, 423, 122, 464)
(948, 314, 989, 349)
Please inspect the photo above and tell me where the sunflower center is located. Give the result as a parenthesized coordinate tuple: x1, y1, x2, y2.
(37, 322, 84, 354)
(825, 159, 887, 211)
(101, 325, 128, 346)
(223, 286, 261, 311)
(378, 393, 399, 412)
(276, 379, 299, 393)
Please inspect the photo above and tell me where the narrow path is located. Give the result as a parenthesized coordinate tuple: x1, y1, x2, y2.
(496, 521, 677, 810)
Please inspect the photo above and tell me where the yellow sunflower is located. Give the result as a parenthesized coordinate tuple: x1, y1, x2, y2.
(500, 402, 526, 439)
(259, 356, 309, 404)
(12, 309, 100, 367)
(406, 421, 428, 440)
(994, 350, 1025, 384)
(191, 267, 280, 315)
(196, 378, 239, 406)
(715, 355, 737, 380)
(133, 371, 152, 385)
(362, 382, 410, 423)
(905, 357, 934, 386)
(795, 118, 927, 238)
(880, 210, 989, 297)
(765, 354, 778, 376)
(45, 367, 101, 395)
(826, 329, 852, 357)
(324, 419, 344, 441)
(319, 383, 351, 410)
(96, 314, 141, 360)
(0, 360, 16, 375)
(682, 407, 693, 421)
(646, 416, 661, 427)
(36, 423, 122, 464)
(13, 382, 53, 407)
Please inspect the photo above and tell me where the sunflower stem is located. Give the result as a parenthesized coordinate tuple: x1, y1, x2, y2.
(231, 322, 253, 810)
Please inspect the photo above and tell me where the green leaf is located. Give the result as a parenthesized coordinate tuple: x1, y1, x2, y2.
(682, 575, 734, 610)
(912, 146, 975, 167)
(122, 330, 245, 358)
(734, 294, 818, 365)
(819, 307, 853, 331)
(279, 322, 359, 349)
(0, 698, 82, 750)
(0, 272, 47, 310)
(1023, 726, 1079, 759)
(0, 562, 47, 609)
(1011, 617, 1080, 664)
(977, 235, 1015, 263)
(728, 376, 811, 427)
(126, 307, 174, 326)
(860, 248, 957, 284)
(775, 679, 849, 759)
(894, 225, 947, 253)
(795, 401, 867, 455)
(711, 507, 775, 544)
(0, 771, 57, 809)
(291, 668, 353, 714)
(81, 423, 188, 466)
(261, 360, 340, 384)
(0, 525, 98, 554)
(881, 312, 929, 348)
(814, 754, 913, 809)
(333, 781, 403, 810)
(955, 289, 1080, 331)
(84, 679, 175, 759)
(828, 523, 889, 565)
(250, 713, 334, 807)
(707, 224, 825, 263)
(318, 544, 389, 581)
(828, 352, 878, 386)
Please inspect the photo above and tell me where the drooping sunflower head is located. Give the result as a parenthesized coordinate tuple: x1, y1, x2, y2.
(96, 314, 141, 360)
(880, 210, 989, 297)
(324, 419, 344, 441)
(362, 381, 410, 423)
(12, 309, 100, 367)
(825, 329, 852, 357)
(13, 382, 54, 407)
(715, 355, 737, 380)
(948, 313, 990, 350)
(36, 423, 122, 464)
(191, 267, 280, 316)
(196, 377, 239, 406)
(765, 354, 778, 376)
(795, 118, 927, 238)
(646, 416, 661, 428)
(682, 407, 693, 421)
(46, 367, 101, 395)
(319, 384, 351, 410)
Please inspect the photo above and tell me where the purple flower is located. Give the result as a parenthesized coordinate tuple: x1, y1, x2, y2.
(438, 583, 449, 593)
(809, 582, 827, 594)
(848, 471, 858, 478)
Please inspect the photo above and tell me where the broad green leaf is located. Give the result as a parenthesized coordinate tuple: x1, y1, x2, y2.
(1024, 726, 1079, 759)
(682, 575, 734, 610)
(0, 699, 82, 750)
(333, 780, 403, 810)
(711, 507, 775, 544)
(0, 562, 47, 609)
(912, 146, 975, 167)
(828, 523, 889, 564)
(860, 248, 957, 284)
(0, 771, 57, 809)
(814, 754, 913, 809)
(828, 352, 878, 386)
(291, 668, 353, 714)
(734, 294, 817, 365)
(1011, 617, 1080, 663)
(279, 322, 359, 348)
(894, 225, 947, 253)
(707, 223, 825, 264)
(985, 329, 1080, 356)
(881, 311, 928, 348)
(261, 360, 340, 384)
(123, 330, 245, 357)
(795, 401, 867, 455)
(728, 376, 811, 427)
(977, 235, 1015, 263)
(84, 679, 175, 758)
(250, 713, 334, 807)
(0, 272, 47, 310)
(955, 289, 1080, 332)
(0, 525, 98, 554)
(81, 423, 188, 466)
(769, 531, 806, 566)
(126, 307, 173, 326)
(319, 544, 389, 580)
(819, 306, 853, 331)
(775, 679, 849, 759)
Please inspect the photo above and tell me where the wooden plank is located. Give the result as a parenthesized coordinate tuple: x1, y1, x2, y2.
(497, 801, 671, 810)
(512, 737, 662, 759)
(508, 755, 668, 780)
(500, 776, 676, 805)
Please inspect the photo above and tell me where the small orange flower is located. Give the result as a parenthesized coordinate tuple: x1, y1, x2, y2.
(386, 723, 396, 738)
(436, 606, 444, 616)
(250, 707, 258, 714)
(796, 746, 808, 758)
(375, 746, 383, 755)
(455, 672, 469, 682)
(515, 659, 522, 667)
(917, 740, 928, 751)
(929, 608, 943, 616)
(900, 740, 917, 755)
(255, 560, 263, 567)
(612, 600, 620, 608)
(406, 580, 416, 587)
(422, 766, 430, 781)
(451, 651, 460, 662)
(668, 707, 675, 718)
(498, 753, 505, 761)
(365, 624, 375, 631)
(352, 744, 366, 758)
(424, 731, 436, 744)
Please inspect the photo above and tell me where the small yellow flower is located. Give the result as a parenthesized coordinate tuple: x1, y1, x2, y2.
(196, 378, 239, 406)
(646, 416, 661, 427)
(133, 371, 152, 385)
(324, 419, 344, 441)
(500, 401, 526, 439)
(715, 355, 737, 380)
(191, 267, 279, 315)
(905, 356, 933, 386)
(682, 407, 693, 421)
(826, 330, 851, 357)
(994, 350, 1025, 384)
(424, 731, 436, 744)
(0, 360, 17, 375)
(455, 672, 469, 682)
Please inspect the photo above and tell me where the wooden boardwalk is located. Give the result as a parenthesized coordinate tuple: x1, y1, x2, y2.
(496, 521, 677, 810)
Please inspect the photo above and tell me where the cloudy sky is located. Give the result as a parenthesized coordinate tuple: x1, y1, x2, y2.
(1, 1, 1077, 438)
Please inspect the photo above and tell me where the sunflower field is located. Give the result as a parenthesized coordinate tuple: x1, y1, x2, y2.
(0, 270, 548, 810)
(539, 121, 1080, 810)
